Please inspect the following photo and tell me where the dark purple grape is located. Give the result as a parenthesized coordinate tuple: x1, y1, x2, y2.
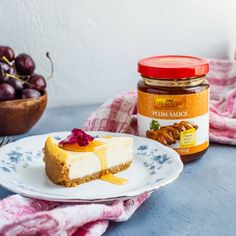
(15, 53, 35, 76)
(21, 88, 41, 99)
(0, 46, 15, 62)
(7, 78, 24, 91)
(27, 74, 46, 91)
(0, 83, 16, 101)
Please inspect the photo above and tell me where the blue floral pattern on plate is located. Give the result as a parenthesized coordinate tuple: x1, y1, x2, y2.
(0, 146, 42, 173)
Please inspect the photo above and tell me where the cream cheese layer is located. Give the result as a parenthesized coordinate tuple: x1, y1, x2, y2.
(45, 136, 133, 179)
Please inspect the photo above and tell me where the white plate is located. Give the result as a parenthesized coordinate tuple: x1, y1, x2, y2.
(0, 131, 183, 202)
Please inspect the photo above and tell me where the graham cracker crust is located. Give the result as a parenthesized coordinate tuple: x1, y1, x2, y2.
(44, 147, 132, 187)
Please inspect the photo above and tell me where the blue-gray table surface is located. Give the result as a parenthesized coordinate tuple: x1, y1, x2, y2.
(0, 104, 236, 236)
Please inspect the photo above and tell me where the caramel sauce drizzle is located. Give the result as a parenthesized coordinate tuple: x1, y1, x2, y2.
(61, 138, 127, 185)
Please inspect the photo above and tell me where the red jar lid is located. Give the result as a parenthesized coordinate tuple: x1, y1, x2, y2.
(138, 55, 209, 79)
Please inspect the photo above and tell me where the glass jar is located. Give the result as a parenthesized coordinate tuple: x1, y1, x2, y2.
(137, 55, 209, 163)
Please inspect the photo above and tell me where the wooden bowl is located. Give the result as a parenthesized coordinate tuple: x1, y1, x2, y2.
(0, 92, 48, 136)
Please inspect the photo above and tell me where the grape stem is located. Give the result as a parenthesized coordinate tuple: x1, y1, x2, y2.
(46, 52, 54, 80)
(2, 56, 11, 66)
(6, 73, 31, 86)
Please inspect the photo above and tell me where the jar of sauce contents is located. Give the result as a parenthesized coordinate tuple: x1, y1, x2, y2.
(137, 55, 209, 163)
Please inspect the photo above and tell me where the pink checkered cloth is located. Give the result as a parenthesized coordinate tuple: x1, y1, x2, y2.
(0, 59, 236, 236)
(208, 59, 236, 144)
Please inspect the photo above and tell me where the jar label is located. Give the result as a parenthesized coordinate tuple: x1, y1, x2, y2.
(137, 89, 209, 155)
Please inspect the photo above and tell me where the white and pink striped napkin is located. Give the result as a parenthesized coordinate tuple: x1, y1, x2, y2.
(0, 58, 235, 235)
(208, 59, 236, 144)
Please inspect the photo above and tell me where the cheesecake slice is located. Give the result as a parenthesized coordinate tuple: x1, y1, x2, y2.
(44, 133, 133, 187)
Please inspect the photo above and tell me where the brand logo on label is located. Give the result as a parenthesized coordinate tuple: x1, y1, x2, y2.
(154, 97, 186, 110)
